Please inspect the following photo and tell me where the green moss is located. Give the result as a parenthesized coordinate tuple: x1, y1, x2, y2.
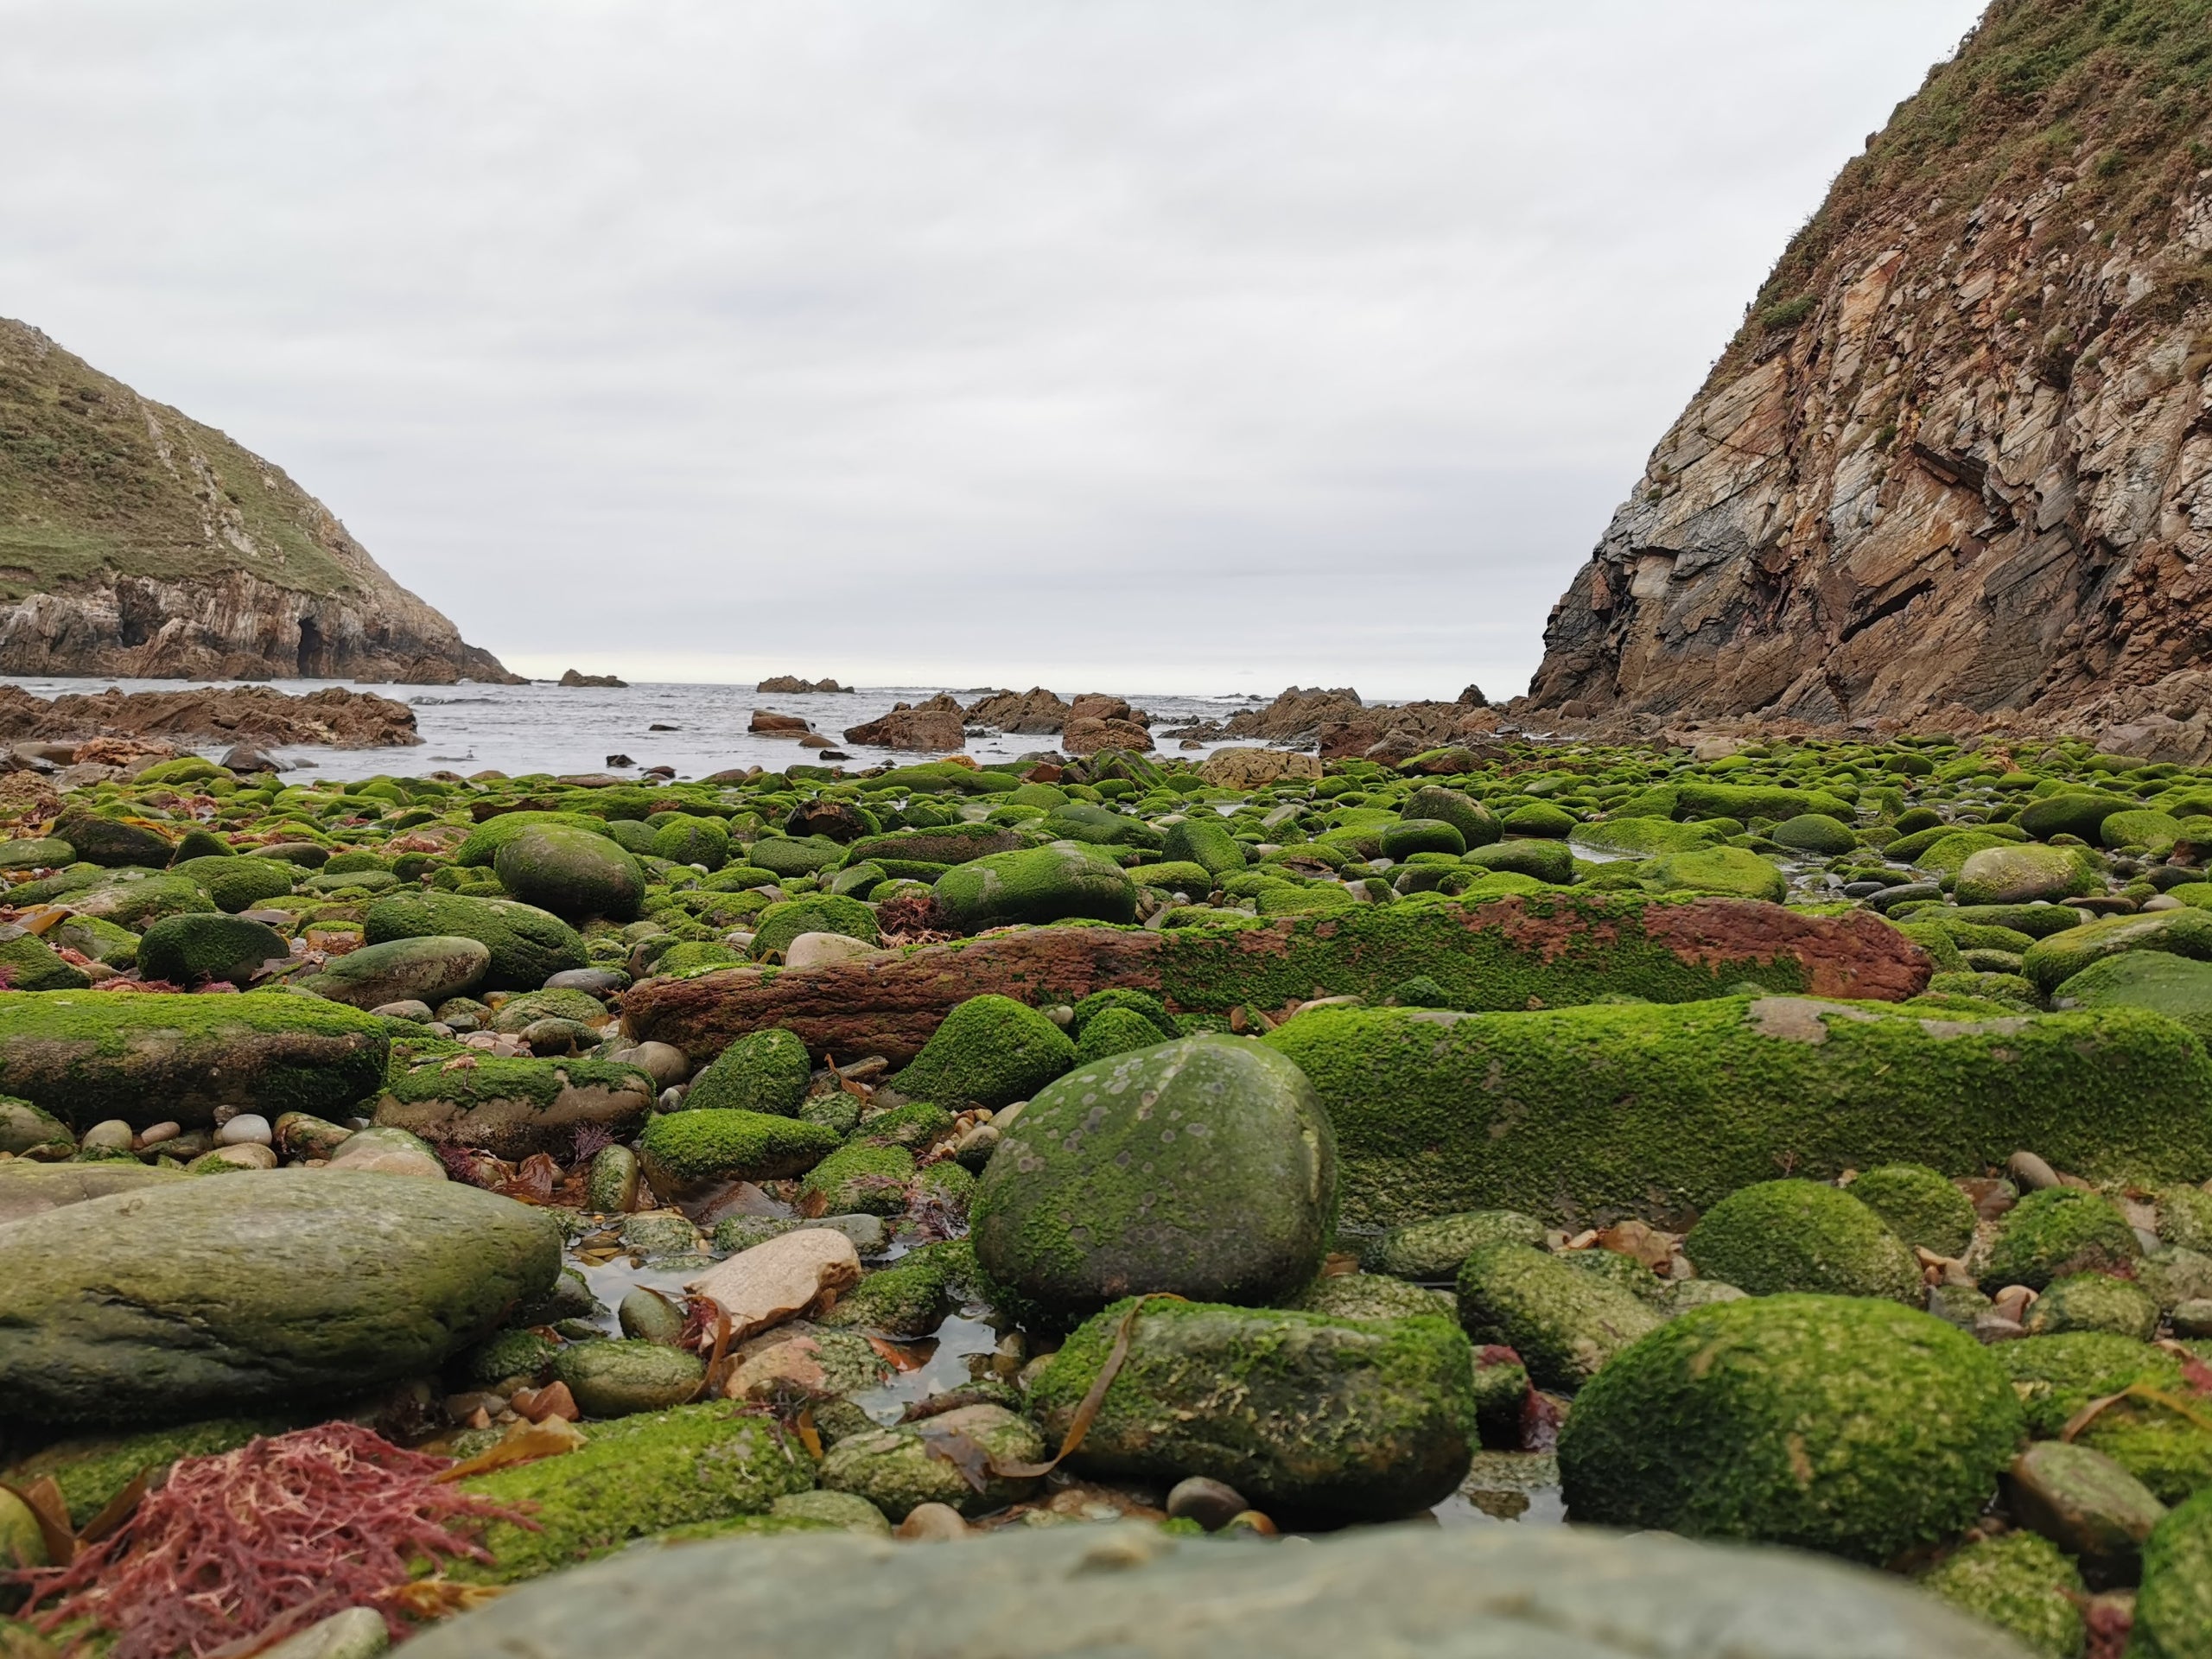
(686, 1028, 813, 1116)
(2, 1415, 290, 1527)
(1637, 846, 1788, 904)
(1980, 1188, 2142, 1292)
(1993, 1333, 2183, 1438)
(487, 987, 607, 1032)
(749, 893, 879, 962)
(1455, 1243, 1661, 1391)
(1264, 998, 2212, 1230)
(452, 1328, 561, 1389)
(2022, 908, 2212, 993)
(1027, 1299, 1478, 1522)
(817, 1249, 954, 1338)
(494, 826, 646, 923)
(454, 1404, 812, 1582)
(1292, 1271, 1455, 1323)
(2077, 1407, 2212, 1505)
(1920, 1531, 2087, 1657)
(2024, 1271, 2160, 1339)
(1071, 1006, 1167, 1064)
(651, 814, 731, 870)
(1685, 1180, 1923, 1301)
(931, 844, 1140, 931)
(2137, 1486, 2212, 1658)
(1557, 1294, 2023, 1562)
(889, 993, 1073, 1108)
(858, 1100, 954, 1148)
(634, 1109, 842, 1196)
(1068, 988, 1177, 1039)
(798, 1142, 914, 1215)
(1848, 1164, 1980, 1257)
(1363, 1210, 1546, 1281)
(1160, 817, 1249, 879)
(453, 811, 614, 868)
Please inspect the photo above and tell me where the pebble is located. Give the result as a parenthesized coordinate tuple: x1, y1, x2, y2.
(2005, 1151, 2062, 1192)
(1166, 1476, 1249, 1531)
(81, 1119, 135, 1153)
(368, 1000, 435, 1021)
(894, 1503, 970, 1542)
(215, 1114, 274, 1147)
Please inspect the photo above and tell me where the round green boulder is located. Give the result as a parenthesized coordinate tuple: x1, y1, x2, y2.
(970, 1035, 1336, 1325)
(1379, 819, 1465, 860)
(364, 891, 589, 992)
(1770, 814, 1859, 855)
(1846, 1165, 1979, 1259)
(551, 1338, 706, 1418)
(1401, 785, 1500, 849)
(889, 994, 1074, 1109)
(2137, 1486, 2212, 1659)
(494, 826, 647, 923)
(1955, 842, 2101, 907)
(1685, 1180, 1923, 1302)
(1557, 1294, 2024, 1562)
(1071, 1006, 1164, 1065)
(748, 894, 879, 962)
(685, 1028, 814, 1116)
(931, 844, 1139, 931)
(1919, 1531, 2085, 1658)
(1978, 1187, 2141, 1293)
(298, 935, 491, 1009)
(651, 814, 731, 871)
(2020, 909, 2212, 994)
(134, 913, 289, 988)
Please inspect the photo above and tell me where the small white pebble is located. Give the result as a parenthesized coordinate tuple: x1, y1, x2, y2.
(214, 1113, 273, 1147)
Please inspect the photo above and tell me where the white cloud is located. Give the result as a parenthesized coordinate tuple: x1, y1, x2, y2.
(0, 0, 1986, 699)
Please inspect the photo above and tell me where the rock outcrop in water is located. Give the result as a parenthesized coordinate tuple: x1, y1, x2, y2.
(0, 318, 518, 683)
(1529, 1, 2212, 758)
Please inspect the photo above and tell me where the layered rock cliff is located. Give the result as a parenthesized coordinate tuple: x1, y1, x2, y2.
(1529, 0, 2212, 758)
(0, 319, 517, 683)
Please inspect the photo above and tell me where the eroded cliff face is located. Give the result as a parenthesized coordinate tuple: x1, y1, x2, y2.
(1530, 0, 2212, 760)
(0, 319, 518, 683)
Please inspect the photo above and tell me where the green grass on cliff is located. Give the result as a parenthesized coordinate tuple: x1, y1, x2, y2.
(0, 319, 362, 602)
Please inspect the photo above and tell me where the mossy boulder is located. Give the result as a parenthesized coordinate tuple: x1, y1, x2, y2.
(685, 1028, 813, 1116)
(634, 1109, 842, 1198)
(454, 1328, 561, 1390)
(0, 931, 89, 992)
(134, 913, 289, 988)
(797, 1141, 913, 1215)
(2021, 909, 2212, 994)
(50, 810, 172, 868)
(1264, 998, 2212, 1230)
(1685, 1180, 1923, 1302)
(297, 934, 491, 1008)
(819, 1403, 1045, 1520)
(889, 993, 1073, 1109)
(971, 1036, 1335, 1325)
(0, 837, 73, 871)
(1847, 1164, 1979, 1258)
(1955, 843, 2102, 908)
(2136, 1486, 2212, 1659)
(45, 914, 140, 970)
(931, 844, 1139, 931)
(1294, 1271, 1455, 1323)
(1455, 1242, 1661, 1391)
(1363, 1210, 1546, 1281)
(66, 872, 216, 929)
(1463, 840, 1575, 884)
(746, 836, 845, 878)
(1979, 1188, 2142, 1293)
(2053, 952, 2212, 1045)
(651, 814, 731, 870)
(846, 825, 1023, 868)
(375, 1054, 654, 1162)
(1557, 1294, 2024, 1562)
(1920, 1531, 2086, 1657)
(816, 1248, 956, 1338)
(200, 857, 300, 913)
(489, 987, 608, 1033)
(0, 1170, 559, 1425)
(749, 894, 879, 962)
(364, 892, 588, 992)
(1027, 1298, 1478, 1522)
(1992, 1333, 2184, 1438)
(552, 1338, 706, 1417)
(454, 810, 614, 868)
(2018, 792, 2132, 842)
(455, 1403, 812, 1582)
(0, 990, 389, 1130)
(1380, 818, 1466, 860)
(1402, 785, 1499, 849)
(2022, 1272, 2160, 1340)
(0, 1096, 71, 1159)
(1160, 817, 1248, 880)
(1769, 814, 1859, 855)
(495, 826, 647, 923)
(1639, 846, 1788, 903)
(1070, 1006, 1169, 1065)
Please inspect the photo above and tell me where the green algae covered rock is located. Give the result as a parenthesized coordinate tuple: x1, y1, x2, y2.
(456, 1402, 813, 1582)
(1673, 783, 1854, 824)
(1955, 843, 2101, 908)
(684, 1027, 812, 1116)
(1071, 1005, 1165, 1064)
(1920, 1531, 2086, 1657)
(651, 813, 731, 870)
(1263, 998, 2212, 1230)
(1557, 1294, 2023, 1563)
(0, 990, 389, 1131)
(1638, 846, 1787, 903)
(1293, 1270, 1455, 1324)
(2136, 1486, 2212, 1659)
(453, 810, 615, 868)
(134, 912, 289, 988)
(749, 893, 878, 962)
(817, 1248, 956, 1338)
(1, 1415, 291, 1528)
(1848, 1164, 1980, 1258)
(552, 1338, 706, 1417)
(495, 825, 647, 922)
(198, 856, 299, 913)
(634, 1108, 842, 1198)
(2021, 908, 2212, 994)
(1402, 785, 1500, 849)
(1979, 1188, 2142, 1293)
(51, 810, 172, 868)
(0, 1097, 71, 1160)
(0, 1169, 560, 1425)
(1462, 838, 1576, 884)
(797, 1141, 913, 1215)
(970, 1036, 1334, 1325)
(364, 891, 588, 991)
(931, 843, 1139, 931)
(374, 1054, 654, 1162)
(2018, 792, 2133, 843)
(1363, 1209, 1548, 1281)
(1160, 817, 1248, 880)
(1770, 814, 1859, 855)
(2049, 951, 2212, 1042)
(889, 993, 1073, 1109)
(65, 871, 216, 929)
(0, 837, 74, 871)
(297, 935, 491, 1009)
(820, 1403, 1043, 1519)
(2023, 1272, 2160, 1340)
(1684, 1180, 1923, 1302)
(1992, 1333, 2183, 1438)
(0, 931, 89, 992)
(1028, 1298, 1477, 1522)
(1455, 1243, 1661, 1391)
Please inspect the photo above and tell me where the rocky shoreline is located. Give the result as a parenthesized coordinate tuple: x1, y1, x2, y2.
(0, 729, 2209, 1654)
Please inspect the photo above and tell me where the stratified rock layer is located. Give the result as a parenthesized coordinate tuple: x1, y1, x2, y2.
(0, 318, 516, 683)
(1530, 4, 2212, 757)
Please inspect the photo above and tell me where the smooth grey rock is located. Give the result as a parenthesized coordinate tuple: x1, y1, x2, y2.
(256, 1606, 391, 1659)
(402, 1518, 2036, 1659)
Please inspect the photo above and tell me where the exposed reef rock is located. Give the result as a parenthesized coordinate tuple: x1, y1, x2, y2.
(0, 319, 518, 684)
(1529, 2, 2212, 759)
(0, 683, 420, 749)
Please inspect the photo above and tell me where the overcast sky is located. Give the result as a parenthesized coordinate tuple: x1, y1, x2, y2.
(0, 2, 1986, 699)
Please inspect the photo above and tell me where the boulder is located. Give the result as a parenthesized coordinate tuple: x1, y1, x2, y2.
(296, 935, 491, 1008)
(683, 1028, 814, 1116)
(683, 1227, 862, 1340)
(1363, 1210, 1546, 1281)
(1030, 1299, 1475, 1523)
(2137, 1486, 2212, 1658)
(931, 844, 1139, 931)
(134, 912, 289, 988)
(373, 1055, 654, 1161)
(0, 990, 389, 1131)
(2021, 908, 2212, 994)
(971, 1037, 1333, 1325)
(889, 993, 1074, 1109)
(635, 1109, 842, 1198)
(1955, 842, 2102, 906)
(1265, 997, 2212, 1229)
(0, 1160, 183, 1224)
(398, 1514, 2037, 1659)
(552, 1338, 706, 1418)
(494, 825, 647, 922)
(820, 1403, 1044, 1519)
(1846, 1163, 1979, 1257)
(1684, 1180, 1923, 1301)
(1979, 1187, 2142, 1293)
(324, 1124, 446, 1179)
(1558, 1294, 2024, 1563)
(2051, 950, 2212, 1041)
(362, 891, 588, 991)
(1455, 1243, 1661, 1391)
(0, 1169, 560, 1424)
(842, 698, 964, 752)
(50, 809, 172, 868)
(0, 1096, 73, 1160)
(1638, 846, 1788, 903)
(1920, 1529, 2086, 1656)
(1196, 747, 1324, 789)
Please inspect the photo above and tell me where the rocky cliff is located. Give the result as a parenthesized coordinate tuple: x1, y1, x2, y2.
(0, 319, 517, 683)
(1529, 0, 2212, 758)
